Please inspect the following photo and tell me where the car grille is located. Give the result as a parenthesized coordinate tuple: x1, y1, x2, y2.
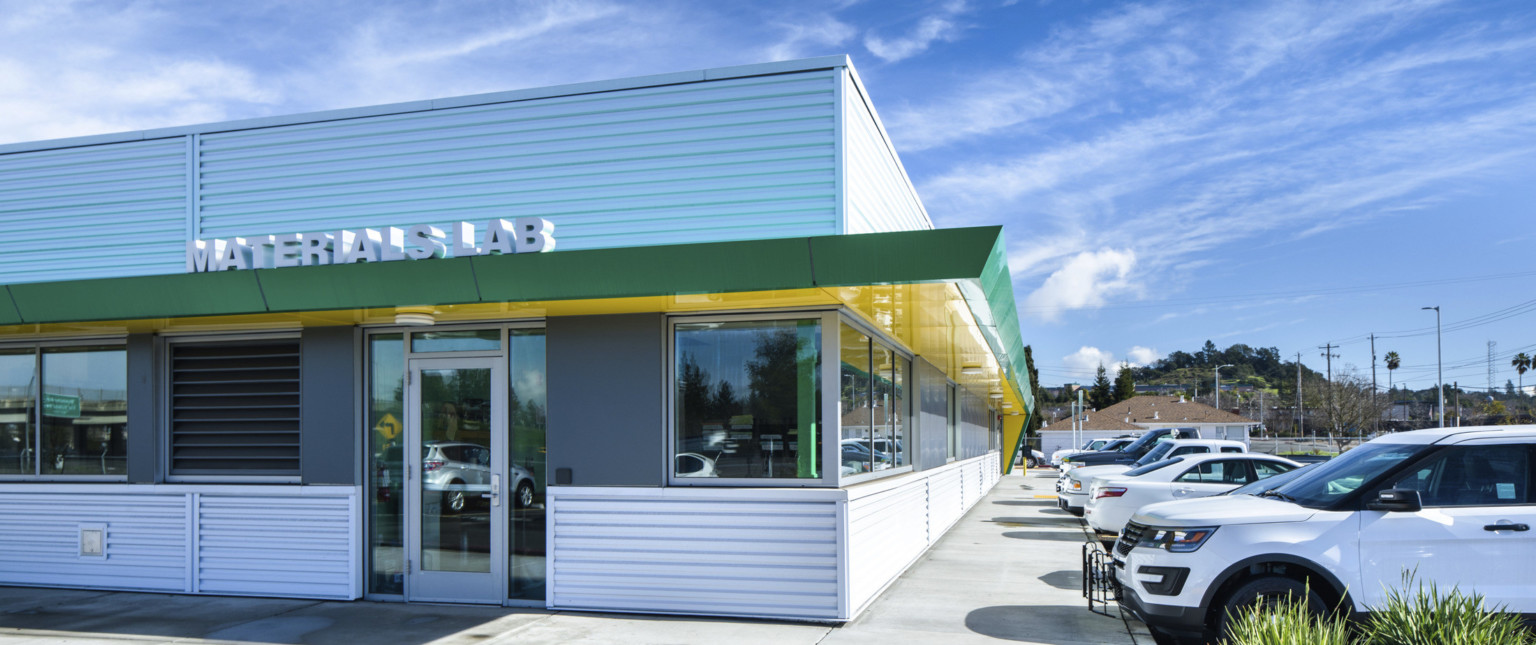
(1116, 521, 1148, 556)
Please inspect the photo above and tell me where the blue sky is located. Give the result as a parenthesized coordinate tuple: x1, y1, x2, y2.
(2, 0, 1534, 391)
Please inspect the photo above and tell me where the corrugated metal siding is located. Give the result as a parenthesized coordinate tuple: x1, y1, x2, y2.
(0, 491, 187, 591)
(197, 71, 839, 249)
(0, 138, 188, 284)
(549, 489, 841, 619)
(843, 453, 1000, 617)
(0, 485, 356, 599)
(196, 494, 355, 599)
(846, 479, 927, 612)
(841, 74, 931, 235)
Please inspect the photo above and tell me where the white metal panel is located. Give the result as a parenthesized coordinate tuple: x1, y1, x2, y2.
(197, 71, 840, 250)
(927, 466, 965, 538)
(840, 72, 932, 235)
(846, 478, 927, 613)
(0, 138, 188, 284)
(0, 491, 187, 591)
(196, 493, 356, 599)
(0, 484, 356, 600)
(549, 487, 842, 620)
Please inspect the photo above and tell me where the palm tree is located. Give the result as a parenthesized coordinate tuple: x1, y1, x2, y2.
(1513, 352, 1531, 398)
(1385, 351, 1401, 421)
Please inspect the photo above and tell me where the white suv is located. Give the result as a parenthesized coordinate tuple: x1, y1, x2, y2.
(1114, 425, 1536, 643)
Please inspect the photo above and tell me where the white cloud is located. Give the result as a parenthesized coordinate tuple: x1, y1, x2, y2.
(1063, 346, 1115, 376)
(765, 14, 857, 61)
(1023, 249, 1138, 321)
(1126, 346, 1161, 365)
(863, 1, 970, 62)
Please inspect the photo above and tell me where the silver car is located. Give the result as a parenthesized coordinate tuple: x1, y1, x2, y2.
(422, 441, 537, 513)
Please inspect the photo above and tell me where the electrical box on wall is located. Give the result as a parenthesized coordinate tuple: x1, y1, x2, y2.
(79, 524, 106, 558)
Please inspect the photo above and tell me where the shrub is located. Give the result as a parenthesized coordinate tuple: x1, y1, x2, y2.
(1223, 592, 1350, 645)
(1359, 574, 1533, 645)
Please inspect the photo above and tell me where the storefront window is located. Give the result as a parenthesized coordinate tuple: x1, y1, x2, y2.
(674, 319, 821, 480)
(0, 346, 125, 478)
(411, 329, 501, 353)
(368, 334, 405, 595)
(839, 325, 873, 475)
(0, 350, 37, 476)
(508, 329, 546, 601)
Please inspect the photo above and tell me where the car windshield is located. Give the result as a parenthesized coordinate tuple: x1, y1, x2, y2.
(1269, 443, 1429, 508)
(1226, 463, 1312, 496)
(1123, 457, 1185, 477)
(1133, 441, 1178, 466)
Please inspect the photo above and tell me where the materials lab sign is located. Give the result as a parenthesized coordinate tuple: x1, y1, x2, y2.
(186, 217, 556, 273)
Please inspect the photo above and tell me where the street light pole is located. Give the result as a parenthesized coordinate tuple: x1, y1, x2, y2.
(1423, 306, 1443, 428)
(1215, 364, 1234, 411)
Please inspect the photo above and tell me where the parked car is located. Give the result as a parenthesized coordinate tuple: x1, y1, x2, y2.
(1114, 425, 1536, 643)
(1060, 428, 1201, 471)
(1057, 439, 1246, 516)
(1052, 436, 1137, 467)
(675, 451, 718, 477)
(840, 440, 894, 473)
(422, 441, 537, 513)
(1084, 453, 1300, 536)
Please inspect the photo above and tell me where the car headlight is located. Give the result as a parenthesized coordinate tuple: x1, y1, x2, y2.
(1142, 526, 1218, 553)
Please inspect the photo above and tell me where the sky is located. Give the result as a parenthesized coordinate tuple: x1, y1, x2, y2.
(2, 0, 1534, 393)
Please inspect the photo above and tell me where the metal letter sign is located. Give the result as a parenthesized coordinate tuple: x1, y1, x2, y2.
(185, 217, 556, 273)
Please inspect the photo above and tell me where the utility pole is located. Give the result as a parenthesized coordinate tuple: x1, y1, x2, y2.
(1370, 334, 1378, 434)
(1423, 306, 1444, 428)
(1488, 342, 1497, 395)
(1296, 352, 1305, 437)
(1319, 343, 1339, 434)
(1454, 381, 1460, 427)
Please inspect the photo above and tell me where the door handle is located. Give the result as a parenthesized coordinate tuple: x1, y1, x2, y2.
(1484, 523, 1530, 532)
(487, 474, 501, 507)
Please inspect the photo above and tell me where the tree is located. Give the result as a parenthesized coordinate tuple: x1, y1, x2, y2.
(1023, 346, 1044, 436)
(1112, 363, 1136, 403)
(1512, 353, 1530, 396)
(1090, 364, 1113, 410)
(1306, 367, 1391, 452)
(1384, 351, 1401, 394)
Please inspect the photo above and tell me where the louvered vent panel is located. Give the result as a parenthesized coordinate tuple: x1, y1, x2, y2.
(171, 340, 301, 476)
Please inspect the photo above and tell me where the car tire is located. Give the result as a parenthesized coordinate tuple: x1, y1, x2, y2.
(443, 480, 467, 515)
(1214, 575, 1325, 640)
(1027, 456, 1040, 468)
(515, 481, 535, 508)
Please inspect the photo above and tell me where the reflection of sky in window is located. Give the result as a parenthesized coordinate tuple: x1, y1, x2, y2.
(43, 350, 125, 400)
(0, 353, 35, 398)
(676, 326, 769, 394)
(370, 336, 403, 402)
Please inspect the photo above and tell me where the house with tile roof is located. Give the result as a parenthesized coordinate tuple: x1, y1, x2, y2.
(1038, 395, 1257, 456)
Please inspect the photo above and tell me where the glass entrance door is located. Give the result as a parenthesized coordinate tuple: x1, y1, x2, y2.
(406, 357, 505, 602)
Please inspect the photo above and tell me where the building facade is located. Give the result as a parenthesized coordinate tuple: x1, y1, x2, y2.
(0, 56, 1032, 621)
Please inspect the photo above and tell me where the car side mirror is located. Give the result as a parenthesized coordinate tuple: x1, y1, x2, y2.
(1367, 488, 1422, 513)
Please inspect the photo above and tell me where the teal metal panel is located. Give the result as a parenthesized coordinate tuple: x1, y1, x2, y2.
(0, 138, 188, 285)
(196, 71, 841, 250)
(841, 71, 932, 235)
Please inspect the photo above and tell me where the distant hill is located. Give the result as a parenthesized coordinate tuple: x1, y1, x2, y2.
(1127, 340, 1325, 398)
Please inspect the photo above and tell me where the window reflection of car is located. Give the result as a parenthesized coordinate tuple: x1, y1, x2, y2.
(674, 452, 717, 477)
(422, 441, 536, 513)
(839, 440, 894, 473)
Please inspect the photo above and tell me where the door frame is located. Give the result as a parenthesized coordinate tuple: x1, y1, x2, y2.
(404, 355, 507, 603)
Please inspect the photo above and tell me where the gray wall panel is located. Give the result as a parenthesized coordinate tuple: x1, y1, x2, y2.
(547, 314, 664, 486)
(301, 326, 359, 485)
(125, 334, 157, 483)
(915, 358, 949, 471)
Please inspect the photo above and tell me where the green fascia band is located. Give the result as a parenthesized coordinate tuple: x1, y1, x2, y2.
(2, 226, 1030, 420)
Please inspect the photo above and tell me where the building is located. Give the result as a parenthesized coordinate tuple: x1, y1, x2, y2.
(1040, 396, 1254, 456)
(0, 56, 1033, 621)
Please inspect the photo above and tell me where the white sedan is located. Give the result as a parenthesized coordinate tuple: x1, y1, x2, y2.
(1084, 452, 1301, 535)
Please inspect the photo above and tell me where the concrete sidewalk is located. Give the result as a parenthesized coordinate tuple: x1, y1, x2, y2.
(0, 471, 1146, 644)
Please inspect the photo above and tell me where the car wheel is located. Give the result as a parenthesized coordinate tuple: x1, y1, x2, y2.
(443, 480, 467, 515)
(515, 481, 535, 508)
(1214, 575, 1325, 640)
(1027, 456, 1040, 468)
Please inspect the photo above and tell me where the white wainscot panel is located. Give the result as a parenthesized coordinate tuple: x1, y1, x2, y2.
(549, 488, 842, 621)
(0, 485, 357, 600)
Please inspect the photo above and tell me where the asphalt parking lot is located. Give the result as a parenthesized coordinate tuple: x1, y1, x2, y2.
(0, 469, 1147, 645)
